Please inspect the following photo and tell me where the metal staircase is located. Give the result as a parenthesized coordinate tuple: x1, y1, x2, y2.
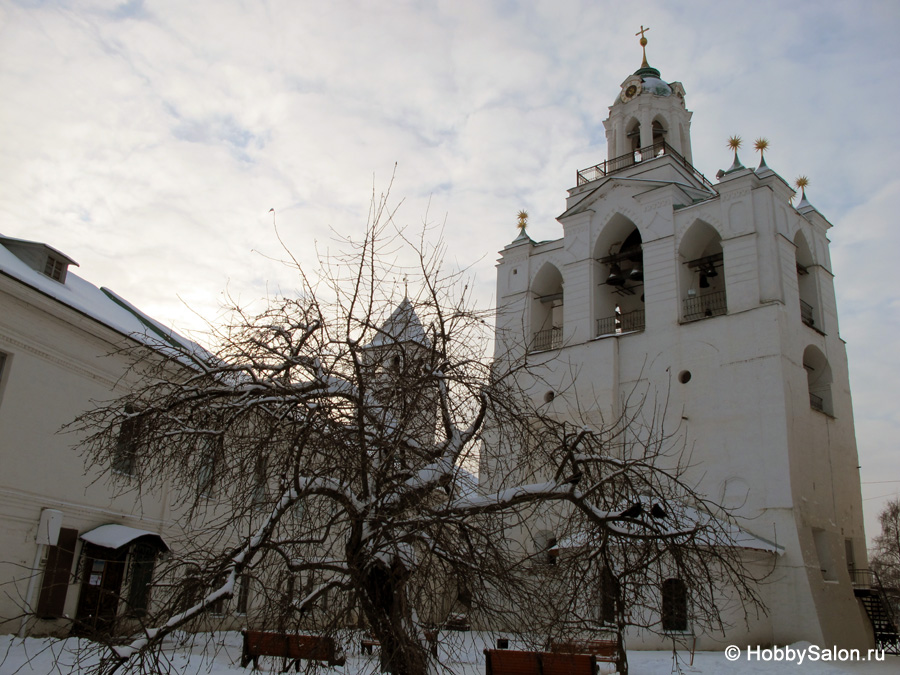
(853, 569, 900, 655)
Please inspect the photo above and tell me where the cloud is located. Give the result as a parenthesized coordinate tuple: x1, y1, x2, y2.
(1, 0, 899, 543)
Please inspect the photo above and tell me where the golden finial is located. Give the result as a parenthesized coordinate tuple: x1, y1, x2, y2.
(792, 176, 810, 203)
(517, 210, 529, 231)
(727, 135, 742, 151)
(754, 137, 769, 168)
(636, 25, 650, 68)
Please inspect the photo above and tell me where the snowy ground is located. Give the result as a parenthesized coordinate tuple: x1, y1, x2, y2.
(1, 631, 898, 675)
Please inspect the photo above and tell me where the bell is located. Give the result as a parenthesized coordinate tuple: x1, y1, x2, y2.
(606, 263, 625, 286)
(699, 274, 710, 289)
(628, 261, 643, 281)
(705, 265, 718, 278)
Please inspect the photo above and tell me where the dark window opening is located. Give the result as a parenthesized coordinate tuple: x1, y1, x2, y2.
(126, 543, 157, 616)
(113, 405, 143, 476)
(662, 578, 688, 631)
(36, 528, 79, 619)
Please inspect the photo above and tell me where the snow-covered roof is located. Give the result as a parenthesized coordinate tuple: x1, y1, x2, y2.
(80, 524, 169, 551)
(0, 233, 206, 359)
(369, 297, 431, 348)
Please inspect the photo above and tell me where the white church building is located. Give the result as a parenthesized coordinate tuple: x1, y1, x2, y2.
(490, 38, 878, 650)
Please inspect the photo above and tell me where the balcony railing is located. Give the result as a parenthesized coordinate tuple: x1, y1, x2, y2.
(682, 290, 727, 322)
(577, 141, 716, 191)
(531, 326, 562, 352)
(597, 309, 645, 336)
(800, 300, 815, 327)
(852, 568, 875, 589)
(809, 392, 824, 412)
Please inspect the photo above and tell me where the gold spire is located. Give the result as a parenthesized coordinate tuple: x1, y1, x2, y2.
(636, 25, 650, 68)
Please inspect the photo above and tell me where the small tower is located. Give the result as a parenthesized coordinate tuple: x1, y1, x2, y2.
(603, 26, 693, 163)
(364, 298, 438, 451)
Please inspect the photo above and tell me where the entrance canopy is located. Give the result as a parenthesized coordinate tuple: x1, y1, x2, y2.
(79, 524, 169, 552)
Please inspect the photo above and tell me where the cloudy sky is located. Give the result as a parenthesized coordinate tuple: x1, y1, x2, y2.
(1, 0, 898, 544)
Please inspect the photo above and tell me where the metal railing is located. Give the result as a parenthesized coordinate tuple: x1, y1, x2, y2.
(577, 141, 716, 191)
(852, 568, 875, 588)
(682, 290, 727, 322)
(597, 309, 645, 336)
(809, 392, 824, 412)
(800, 300, 815, 327)
(531, 327, 562, 352)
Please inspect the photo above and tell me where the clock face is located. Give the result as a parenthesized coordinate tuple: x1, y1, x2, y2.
(621, 84, 638, 102)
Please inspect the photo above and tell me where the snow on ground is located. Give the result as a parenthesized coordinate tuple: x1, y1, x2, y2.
(1, 631, 898, 675)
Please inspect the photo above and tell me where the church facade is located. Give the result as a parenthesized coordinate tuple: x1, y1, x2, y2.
(490, 42, 873, 650)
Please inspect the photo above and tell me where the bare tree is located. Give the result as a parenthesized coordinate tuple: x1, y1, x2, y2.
(64, 193, 766, 675)
(872, 499, 900, 588)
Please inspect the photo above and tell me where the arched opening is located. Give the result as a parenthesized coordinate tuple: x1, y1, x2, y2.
(530, 263, 563, 352)
(794, 231, 821, 330)
(626, 118, 641, 158)
(594, 215, 645, 336)
(679, 220, 726, 322)
(803, 345, 833, 416)
(651, 117, 668, 155)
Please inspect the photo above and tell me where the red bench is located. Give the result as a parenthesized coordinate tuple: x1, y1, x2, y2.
(484, 649, 597, 675)
(240, 630, 345, 670)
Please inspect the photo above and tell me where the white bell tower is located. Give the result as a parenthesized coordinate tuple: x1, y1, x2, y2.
(490, 27, 874, 653)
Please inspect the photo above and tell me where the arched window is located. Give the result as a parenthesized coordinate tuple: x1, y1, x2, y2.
(530, 264, 563, 352)
(803, 345, 833, 416)
(626, 118, 641, 158)
(679, 221, 726, 322)
(651, 118, 667, 153)
(795, 231, 821, 331)
(661, 578, 688, 631)
(594, 216, 645, 337)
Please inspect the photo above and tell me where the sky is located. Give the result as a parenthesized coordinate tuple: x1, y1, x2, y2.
(0, 0, 898, 546)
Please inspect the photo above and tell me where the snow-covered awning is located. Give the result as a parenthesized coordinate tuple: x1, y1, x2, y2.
(79, 524, 169, 551)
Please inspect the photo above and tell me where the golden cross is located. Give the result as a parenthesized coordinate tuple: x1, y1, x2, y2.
(636, 25, 650, 67)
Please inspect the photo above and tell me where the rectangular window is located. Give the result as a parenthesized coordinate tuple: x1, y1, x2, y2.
(113, 405, 142, 476)
(35, 528, 79, 619)
(661, 578, 688, 631)
(43, 256, 65, 281)
(600, 567, 619, 625)
(236, 573, 250, 615)
(251, 455, 268, 508)
(197, 437, 222, 498)
(845, 538, 856, 579)
(126, 544, 157, 615)
(0, 352, 8, 406)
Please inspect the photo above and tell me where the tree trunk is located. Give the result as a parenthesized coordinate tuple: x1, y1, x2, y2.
(363, 559, 429, 675)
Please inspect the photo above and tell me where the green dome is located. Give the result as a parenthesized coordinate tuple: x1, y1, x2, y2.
(641, 75, 672, 97)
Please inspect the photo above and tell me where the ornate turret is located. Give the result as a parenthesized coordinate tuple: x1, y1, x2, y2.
(603, 26, 693, 164)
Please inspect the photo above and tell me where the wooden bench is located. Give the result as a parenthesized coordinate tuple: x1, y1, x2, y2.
(484, 649, 597, 675)
(240, 630, 345, 670)
(550, 639, 617, 662)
